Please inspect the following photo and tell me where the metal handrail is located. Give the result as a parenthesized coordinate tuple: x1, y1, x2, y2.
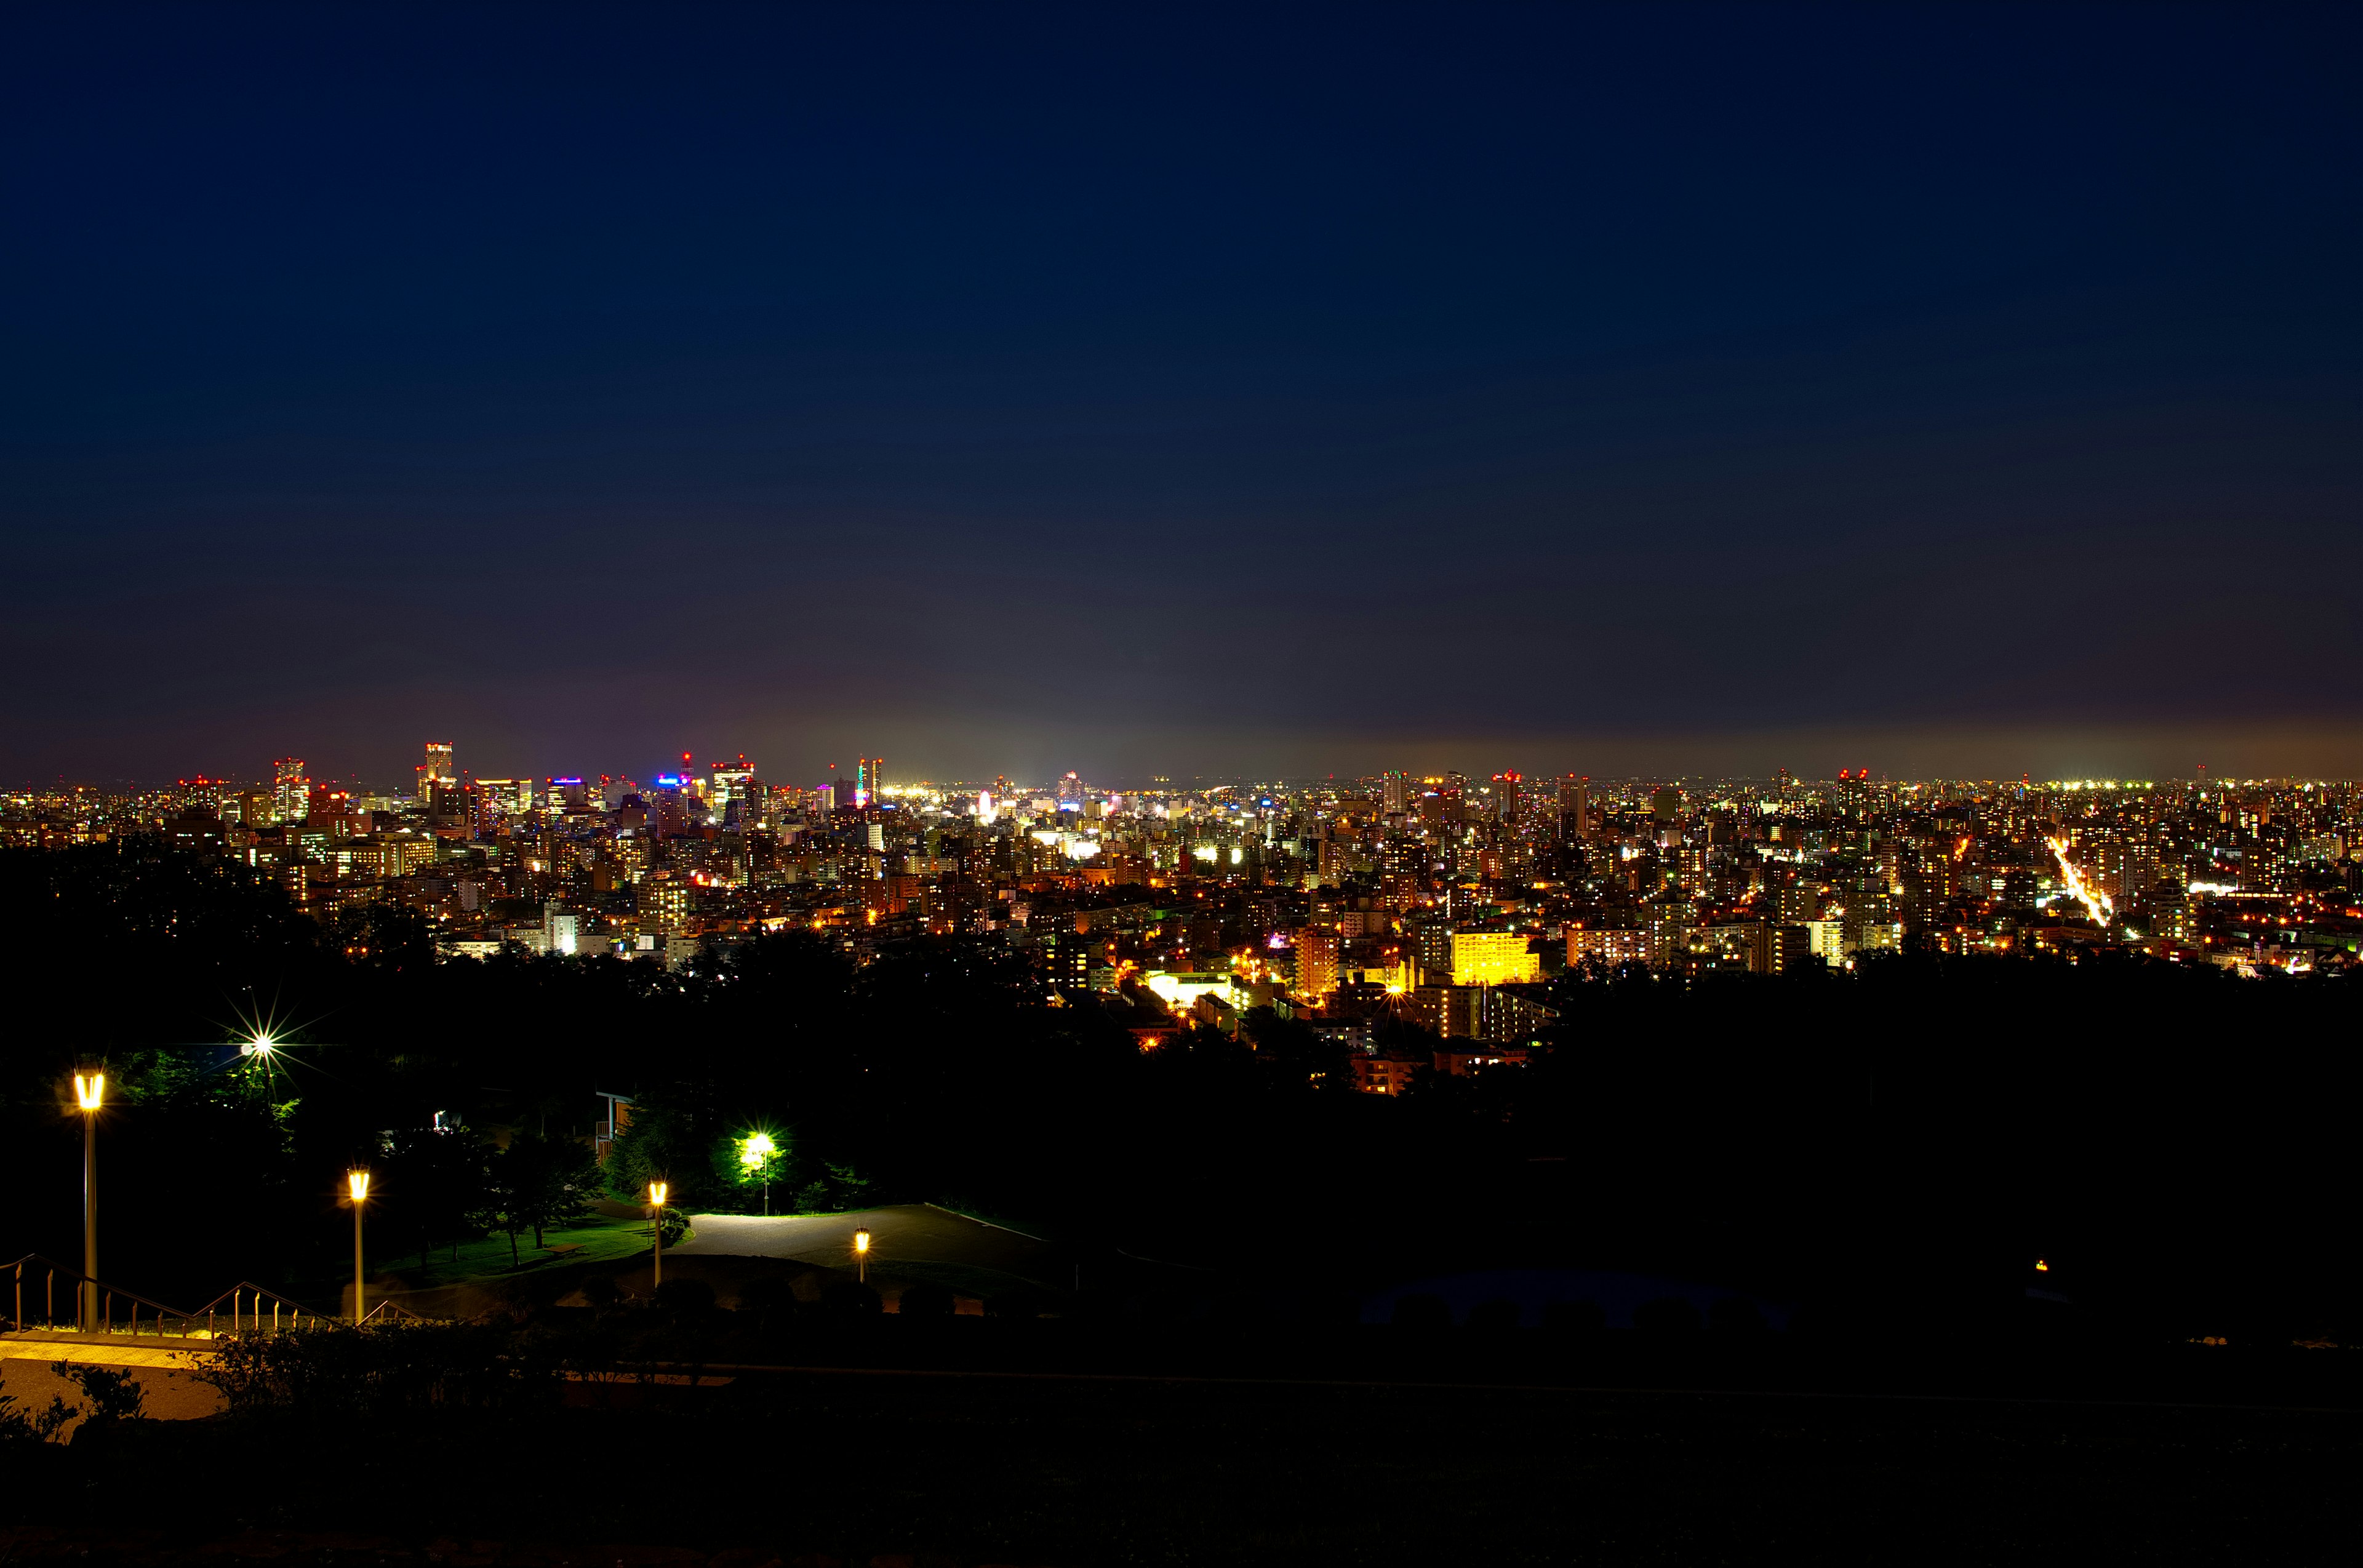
(4, 1254, 334, 1338)
(356, 1298, 424, 1325)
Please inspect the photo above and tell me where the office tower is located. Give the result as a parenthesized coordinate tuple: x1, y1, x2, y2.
(1557, 775, 1589, 837)
(855, 757, 883, 808)
(711, 755, 756, 825)
(1381, 771, 1410, 814)
(273, 757, 310, 823)
(420, 741, 455, 788)
(1492, 770, 1522, 824)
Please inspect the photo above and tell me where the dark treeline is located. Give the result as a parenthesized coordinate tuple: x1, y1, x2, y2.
(3, 839, 2356, 1342)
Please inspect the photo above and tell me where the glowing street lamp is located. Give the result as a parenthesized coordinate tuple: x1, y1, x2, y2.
(852, 1226, 871, 1286)
(73, 1072, 102, 1332)
(347, 1168, 371, 1322)
(648, 1182, 670, 1286)
(738, 1132, 779, 1217)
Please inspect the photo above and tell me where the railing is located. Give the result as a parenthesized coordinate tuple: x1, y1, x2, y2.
(4, 1255, 336, 1338)
(189, 1280, 337, 1336)
(356, 1298, 425, 1325)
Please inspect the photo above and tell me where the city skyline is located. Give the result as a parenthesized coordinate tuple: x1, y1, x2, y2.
(21, 716, 2363, 798)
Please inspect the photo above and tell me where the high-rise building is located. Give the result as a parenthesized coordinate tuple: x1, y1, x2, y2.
(711, 755, 756, 823)
(1450, 932, 1541, 986)
(419, 742, 455, 791)
(1381, 771, 1410, 814)
(1557, 775, 1589, 836)
(855, 757, 884, 808)
(273, 758, 310, 823)
(1293, 927, 1340, 999)
(1492, 771, 1522, 824)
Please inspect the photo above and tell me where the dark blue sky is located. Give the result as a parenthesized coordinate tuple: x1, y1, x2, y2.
(6, 3, 2360, 786)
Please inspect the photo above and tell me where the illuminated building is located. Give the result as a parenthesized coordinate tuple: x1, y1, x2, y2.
(855, 757, 883, 808)
(273, 757, 310, 823)
(1451, 931, 1541, 986)
(1557, 775, 1589, 836)
(418, 741, 455, 794)
(1567, 926, 1650, 969)
(475, 778, 532, 816)
(638, 874, 692, 935)
(1293, 927, 1340, 998)
(711, 756, 756, 823)
(1492, 771, 1522, 824)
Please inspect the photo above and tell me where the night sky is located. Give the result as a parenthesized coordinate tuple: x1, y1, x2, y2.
(6, 4, 2360, 788)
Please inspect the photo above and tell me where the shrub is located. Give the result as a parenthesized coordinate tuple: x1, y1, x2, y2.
(50, 1361, 145, 1422)
(1634, 1298, 1703, 1336)
(197, 1322, 559, 1418)
(1391, 1293, 1452, 1329)
(1541, 1300, 1606, 1334)
(0, 1391, 73, 1445)
(819, 1281, 882, 1316)
(1466, 1299, 1522, 1330)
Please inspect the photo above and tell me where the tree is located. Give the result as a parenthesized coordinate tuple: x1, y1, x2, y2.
(383, 1126, 491, 1270)
(495, 1131, 602, 1250)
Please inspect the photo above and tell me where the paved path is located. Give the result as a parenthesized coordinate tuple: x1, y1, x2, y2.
(0, 1334, 223, 1422)
(674, 1204, 1049, 1268)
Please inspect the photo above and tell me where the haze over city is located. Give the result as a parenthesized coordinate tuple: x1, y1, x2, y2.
(6, 6, 2361, 786)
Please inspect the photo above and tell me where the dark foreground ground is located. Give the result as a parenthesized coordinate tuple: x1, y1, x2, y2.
(10, 1332, 2359, 1568)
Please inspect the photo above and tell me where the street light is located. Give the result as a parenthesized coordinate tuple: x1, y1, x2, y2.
(347, 1168, 371, 1322)
(73, 1072, 102, 1332)
(852, 1226, 871, 1286)
(738, 1132, 778, 1216)
(648, 1182, 670, 1286)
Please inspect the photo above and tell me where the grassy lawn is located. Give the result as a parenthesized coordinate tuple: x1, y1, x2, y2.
(388, 1213, 654, 1289)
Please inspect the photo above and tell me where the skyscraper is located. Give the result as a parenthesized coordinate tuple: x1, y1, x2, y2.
(711, 755, 756, 823)
(855, 757, 883, 808)
(1492, 770, 1522, 824)
(420, 741, 455, 788)
(1293, 927, 1340, 999)
(273, 757, 310, 823)
(1557, 775, 1589, 837)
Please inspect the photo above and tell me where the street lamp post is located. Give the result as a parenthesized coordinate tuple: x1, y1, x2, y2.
(853, 1226, 871, 1286)
(347, 1168, 371, 1322)
(738, 1132, 778, 1217)
(649, 1182, 669, 1286)
(73, 1072, 103, 1332)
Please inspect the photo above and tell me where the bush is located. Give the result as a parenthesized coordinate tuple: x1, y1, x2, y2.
(1709, 1297, 1769, 1337)
(0, 1390, 73, 1446)
(1541, 1300, 1605, 1334)
(1391, 1293, 1452, 1329)
(819, 1281, 882, 1316)
(897, 1282, 956, 1317)
(654, 1278, 716, 1315)
(198, 1322, 559, 1418)
(737, 1276, 798, 1314)
(1634, 1298, 1703, 1336)
(51, 1361, 145, 1422)
(1466, 1299, 1521, 1330)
